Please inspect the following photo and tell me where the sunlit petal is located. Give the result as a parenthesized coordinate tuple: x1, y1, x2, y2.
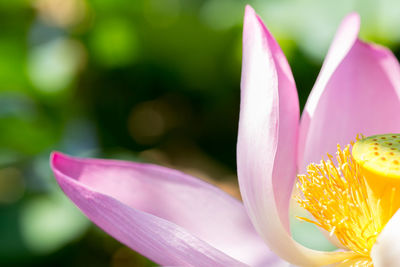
(299, 13, 400, 171)
(237, 6, 351, 266)
(51, 152, 281, 266)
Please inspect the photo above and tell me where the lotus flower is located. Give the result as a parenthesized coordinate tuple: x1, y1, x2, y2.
(51, 5, 400, 266)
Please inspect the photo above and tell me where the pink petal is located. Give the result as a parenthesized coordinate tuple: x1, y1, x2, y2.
(237, 5, 350, 265)
(238, 3, 299, 233)
(51, 152, 282, 266)
(299, 13, 400, 171)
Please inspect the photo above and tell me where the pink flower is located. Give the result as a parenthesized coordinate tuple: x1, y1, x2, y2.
(51, 5, 400, 266)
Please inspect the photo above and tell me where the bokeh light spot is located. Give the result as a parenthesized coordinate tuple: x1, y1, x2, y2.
(20, 193, 89, 254)
(27, 38, 85, 94)
(90, 18, 139, 67)
(128, 101, 166, 145)
(33, 0, 89, 28)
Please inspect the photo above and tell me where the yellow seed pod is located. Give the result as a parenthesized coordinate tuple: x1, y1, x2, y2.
(352, 133, 400, 223)
(352, 134, 400, 179)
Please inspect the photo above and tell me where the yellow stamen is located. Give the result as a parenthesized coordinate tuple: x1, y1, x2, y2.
(296, 133, 400, 263)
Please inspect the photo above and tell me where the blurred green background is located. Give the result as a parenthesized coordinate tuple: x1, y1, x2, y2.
(1, 0, 400, 266)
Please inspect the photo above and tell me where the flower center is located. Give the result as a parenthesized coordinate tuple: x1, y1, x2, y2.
(296, 134, 400, 262)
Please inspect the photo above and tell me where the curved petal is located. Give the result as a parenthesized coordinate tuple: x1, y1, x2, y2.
(237, 5, 352, 266)
(371, 209, 400, 267)
(51, 152, 282, 267)
(239, 4, 299, 235)
(299, 13, 400, 171)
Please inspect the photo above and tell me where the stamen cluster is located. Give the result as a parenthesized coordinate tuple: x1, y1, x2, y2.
(296, 144, 383, 260)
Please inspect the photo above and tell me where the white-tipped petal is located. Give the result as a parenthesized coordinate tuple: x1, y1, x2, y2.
(371, 209, 400, 267)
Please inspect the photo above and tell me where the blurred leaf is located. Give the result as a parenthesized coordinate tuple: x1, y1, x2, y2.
(0, 204, 29, 261)
(143, 0, 181, 28)
(0, 39, 28, 91)
(200, 0, 244, 30)
(0, 0, 30, 9)
(0, 117, 56, 155)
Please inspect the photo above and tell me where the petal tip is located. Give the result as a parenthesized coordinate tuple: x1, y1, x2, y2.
(50, 151, 61, 167)
(345, 11, 360, 21)
(244, 4, 255, 14)
(50, 150, 61, 159)
(341, 12, 361, 32)
(50, 151, 69, 168)
(243, 5, 257, 27)
(50, 151, 80, 182)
